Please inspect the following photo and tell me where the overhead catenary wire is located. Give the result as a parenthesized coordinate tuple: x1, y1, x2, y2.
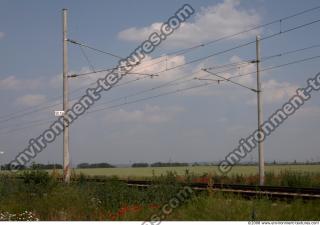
(79, 45, 96, 73)
(1, 6, 319, 123)
(160, 5, 320, 56)
(159, 18, 320, 75)
(0, 65, 257, 133)
(3, 5, 318, 156)
(70, 17, 320, 80)
(87, 54, 320, 114)
(67, 39, 123, 59)
(0, 42, 319, 129)
(228, 55, 320, 80)
(2, 54, 320, 135)
(0, 119, 56, 135)
(69, 6, 320, 78)
(1, 5, 319, 123)
(1, 15, 320, 127)
(202, 69, 258, 92)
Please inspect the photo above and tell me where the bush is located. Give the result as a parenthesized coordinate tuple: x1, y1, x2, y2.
(132, 163, 149, 168)
(22, 169, 56, 196)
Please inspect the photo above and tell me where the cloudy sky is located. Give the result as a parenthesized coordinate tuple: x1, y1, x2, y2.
(1, 0, 320, 167)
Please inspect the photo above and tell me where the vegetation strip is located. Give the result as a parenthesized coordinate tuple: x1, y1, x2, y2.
(9, 175, 320, 200)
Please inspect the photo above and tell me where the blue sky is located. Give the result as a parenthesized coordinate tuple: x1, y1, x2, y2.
(1, 0, 320, 167)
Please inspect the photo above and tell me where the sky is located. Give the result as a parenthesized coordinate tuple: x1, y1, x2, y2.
(0, 0, 320, 167)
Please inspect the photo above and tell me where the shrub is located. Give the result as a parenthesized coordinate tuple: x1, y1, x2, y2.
(21, 169, 56, 196)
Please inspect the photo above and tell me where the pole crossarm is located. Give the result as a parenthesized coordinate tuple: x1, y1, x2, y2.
(194, 77, 223, 83)
(67, 39, 123, 59)
(201, 68, 258, 93)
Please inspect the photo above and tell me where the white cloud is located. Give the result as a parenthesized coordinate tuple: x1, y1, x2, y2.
(104, 104, 184, 124)
(131, 55, 188, 82)
(262, 79, 298, 104)
(228, 55, 256, 85)
(0, 76, 42, 90)
(15, 94, 47, 106)
(245, 79, 298, 105)
(0, 32, 5, 39)
(176, 55, 256, 97)
(118, 0, 261, 47)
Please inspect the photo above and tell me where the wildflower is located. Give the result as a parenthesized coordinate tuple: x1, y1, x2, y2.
(148, 204, 160, 209)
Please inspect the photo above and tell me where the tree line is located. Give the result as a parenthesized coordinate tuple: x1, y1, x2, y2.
(132, 162, 189, 167)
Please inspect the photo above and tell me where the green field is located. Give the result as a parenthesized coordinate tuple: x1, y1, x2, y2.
(65, 165, 320, 179)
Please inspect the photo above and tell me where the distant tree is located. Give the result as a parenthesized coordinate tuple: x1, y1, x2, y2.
(77, 162, 114, 168)
(1, 163, 25, 170)
(91, 163, 115, 168)
(29, 163, 62, 170)
(151, 162, 189, 167)
(77, 163, 90, 168)
(132, 163, 149, 168)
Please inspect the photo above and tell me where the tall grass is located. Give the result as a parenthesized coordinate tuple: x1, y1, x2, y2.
(207, 170, 320, 187)
(0, 169, 319, 220)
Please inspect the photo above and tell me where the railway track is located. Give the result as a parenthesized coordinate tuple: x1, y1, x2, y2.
(12, 176, 320, 200)
(70, 177, 320, 200)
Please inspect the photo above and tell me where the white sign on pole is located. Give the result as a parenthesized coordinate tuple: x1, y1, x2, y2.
(54, 111, 65, 117)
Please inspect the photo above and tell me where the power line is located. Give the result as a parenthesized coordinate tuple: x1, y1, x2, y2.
(167, 5, 320, 56)
(1, 7, 320, 139)
(1, 16, 319, 127)
(0, 74, 152, 126)
(91, 67, 239, 107)
(0, 5, 319, 123)
(69, 6, 320, 78)
(76, 17, 320, 79)
(159, 18, 320, 74)
(206, 44, 320, 71)
(79, 45, 96, 73)
(91, 54, 320, 113)
(228, 55, 320, 80)
(1, 43, 319, 129)
(260, 44, 320, 62)
(73, 5, 320, 69)
(87, 83, 215, 114)
(0, 119, 55, 135)
(2, 54, 320, 134)
(202, 69, 257, 92)
(0, 66, 244, 133)
(67, 39, 123, 59)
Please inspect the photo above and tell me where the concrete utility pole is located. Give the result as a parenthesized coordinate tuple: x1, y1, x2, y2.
(63, 9, 71, 183)
(0, 151, 4, 171)
(256, 35, 265, 186)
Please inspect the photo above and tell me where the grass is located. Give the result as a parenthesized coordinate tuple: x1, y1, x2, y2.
(51, 164, 320, 179)
(167, 193, 320, 221)
(0, 170, 320, 221)
(122, 193, 320, 221)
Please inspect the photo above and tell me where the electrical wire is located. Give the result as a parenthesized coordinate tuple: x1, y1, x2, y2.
(1, 5, 319, 123)
(1, 43, 319, 129)
(67, 39, 123, 59)
(2, 54, 320, 135)
(1, 16, 319, 127)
